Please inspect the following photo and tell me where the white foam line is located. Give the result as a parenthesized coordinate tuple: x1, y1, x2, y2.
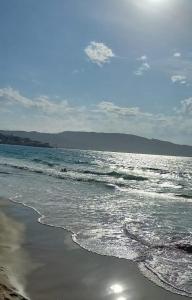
(139, 262, 192, 298)
(7, 197, 192, 299)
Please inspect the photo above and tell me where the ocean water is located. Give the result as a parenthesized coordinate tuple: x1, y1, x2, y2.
(0, 144, 192, 296)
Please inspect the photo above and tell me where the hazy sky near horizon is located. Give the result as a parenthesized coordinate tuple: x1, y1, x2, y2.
(0, 0, 192, 144)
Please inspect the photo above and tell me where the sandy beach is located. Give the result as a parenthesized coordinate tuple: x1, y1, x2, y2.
(0, 197, 189, 300)
(0, 199, 29, 299)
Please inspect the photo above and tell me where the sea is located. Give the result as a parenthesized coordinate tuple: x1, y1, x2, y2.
(0, 144, 191, 297)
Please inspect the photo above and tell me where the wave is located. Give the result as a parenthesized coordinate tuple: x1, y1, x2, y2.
(124, 224, 192, 254)
(124, 222, 192, 253)
(0, 162, 127, 188)
(0, 170, 11, 175)
(80, 169, 148, 181)
(124, 222, 192, 296)
(32, 158, 55, 167)
(74, 160, 93, 165)
(0, 162, 148, 189)
(2, 163, 43, 173)
(142, 167, 168, 174)
(175, 194, 192, 199)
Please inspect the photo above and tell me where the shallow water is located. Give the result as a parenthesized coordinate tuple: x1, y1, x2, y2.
(0, 144, 191, 297)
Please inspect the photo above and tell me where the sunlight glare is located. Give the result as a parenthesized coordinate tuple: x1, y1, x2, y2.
(147, 0, 165, 4)
(117, 297, 127, 300)
(132, 0, 169, 12)
(110, 284, 124, 294)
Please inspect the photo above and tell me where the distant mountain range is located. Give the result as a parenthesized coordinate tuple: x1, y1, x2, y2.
(0, 132, 51, 148)
(0, 130, 192, 157)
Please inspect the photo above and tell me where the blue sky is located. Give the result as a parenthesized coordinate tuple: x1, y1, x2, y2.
(0, 0, 192, 144)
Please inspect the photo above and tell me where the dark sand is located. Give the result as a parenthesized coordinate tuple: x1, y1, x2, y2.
(0, 199, 29, 299)
(0, 198, 189, 300)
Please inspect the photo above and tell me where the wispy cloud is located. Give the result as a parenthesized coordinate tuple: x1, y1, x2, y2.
(84, 41, 115, 66)
(139, 55, 148, 61)
(72, 69, 84, 75)
(155, 55, 192, 85)
(97, 101, 151, 118)
(173, 52, 181, 57)
(0, 87, 191, 144)
(171, 75, 187, 85)
(96, 100, 192, 143)
(0, 87, 75, 114)
(134, 55, 151, 76)
(175, 97, 192, 116)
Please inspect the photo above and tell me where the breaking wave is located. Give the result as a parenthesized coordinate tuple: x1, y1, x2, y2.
(0, 162, 148, 188)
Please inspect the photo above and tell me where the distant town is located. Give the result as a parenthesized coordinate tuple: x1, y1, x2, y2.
(0, 132, 51, 148)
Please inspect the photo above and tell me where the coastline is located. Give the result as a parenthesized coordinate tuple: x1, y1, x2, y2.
(0, 197, 190, 300)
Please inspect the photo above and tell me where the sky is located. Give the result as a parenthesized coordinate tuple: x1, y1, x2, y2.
(0, 0, 192, 145)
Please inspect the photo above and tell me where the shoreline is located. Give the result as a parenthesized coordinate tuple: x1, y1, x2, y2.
(0, 197, 190, 300)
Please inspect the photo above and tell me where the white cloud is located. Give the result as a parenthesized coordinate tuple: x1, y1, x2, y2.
(134, 62, 150, 76)
(72, 69, 84, 75)
(0, 87, 72, 114)
(171, 75, 187, 85)
(97, 101, 151, 118)
(134, 55, 151, 76)
(138, 55, 148, 61)
(84, 41, 115, 66)
(0, 87, 34, 107)
(96, 100, 192, 143)
(154, 56, 192, 84)
(173, 52, 181, 57)
(176, 98, 192, 116)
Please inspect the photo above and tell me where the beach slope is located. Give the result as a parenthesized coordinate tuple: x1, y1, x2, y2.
(0, 198, 189, 300)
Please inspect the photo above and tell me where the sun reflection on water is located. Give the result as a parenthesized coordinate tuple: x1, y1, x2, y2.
(117, 296, 126, 300)
(110, 283, 124, 294)
(108, 282, 129, 300)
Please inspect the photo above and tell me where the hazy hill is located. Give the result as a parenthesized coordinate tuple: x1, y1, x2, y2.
(0, 130, 192, 157)
(0, 132, 51, 148)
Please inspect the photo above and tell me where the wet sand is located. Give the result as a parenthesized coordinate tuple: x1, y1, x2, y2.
(0, 199, 29, 299)
(0, 198, 189, 300)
